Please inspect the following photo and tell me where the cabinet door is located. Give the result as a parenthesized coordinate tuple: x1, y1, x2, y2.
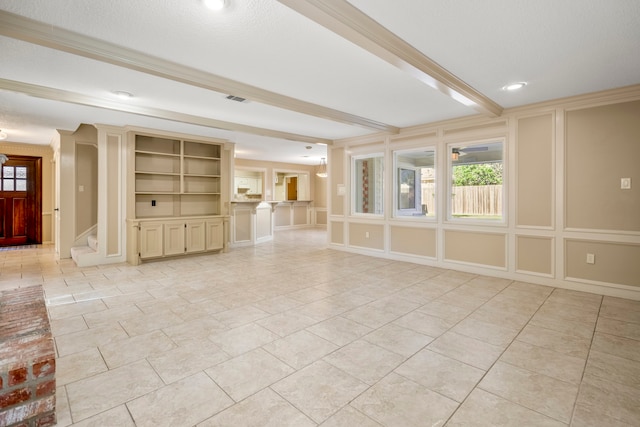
(206, 219, 224, 251)
(139, 222, 164, 259)
(164, 221, 185, 256)
(249, 178, 259, 193)
(186, 220, 206, 253)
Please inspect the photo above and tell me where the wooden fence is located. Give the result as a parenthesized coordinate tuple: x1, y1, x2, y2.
(451, 185, 502, 216)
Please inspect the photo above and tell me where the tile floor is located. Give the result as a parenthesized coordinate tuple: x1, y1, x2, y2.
(1, 229, 639, 426)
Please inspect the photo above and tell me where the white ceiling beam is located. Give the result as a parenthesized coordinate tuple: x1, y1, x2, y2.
(0, 10, 398, 134)
(277, 0, 503, 117)
(0, 78, 333, 145)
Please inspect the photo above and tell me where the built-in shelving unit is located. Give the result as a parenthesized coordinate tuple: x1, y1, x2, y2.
(134, 135, 222, 218)
(127, 131, 230, 264)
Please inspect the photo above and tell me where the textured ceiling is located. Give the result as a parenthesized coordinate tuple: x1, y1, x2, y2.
(0, 0, 639, 165)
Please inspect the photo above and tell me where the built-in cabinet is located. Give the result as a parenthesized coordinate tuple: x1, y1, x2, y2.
(127, 131, 229, 264)
(137, 217, 224, 259)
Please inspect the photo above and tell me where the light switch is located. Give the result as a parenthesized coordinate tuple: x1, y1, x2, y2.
(586, 253, 595, 264)
(78, 185, 84, 192)
(621, 178, 631, 189)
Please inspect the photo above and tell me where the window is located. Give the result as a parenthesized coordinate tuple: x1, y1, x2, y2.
(449, 140, 504, 221)
(352, 153, 384, 215)
(2, 166, 27, 192)
(234, 168, 265, 200)
(394, 149, 436, 218)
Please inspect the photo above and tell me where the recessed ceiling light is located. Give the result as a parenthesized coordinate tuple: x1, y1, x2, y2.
(203, 0, 226, 11)
(503, 82, 527, 91)
(114, 91, 133, 99)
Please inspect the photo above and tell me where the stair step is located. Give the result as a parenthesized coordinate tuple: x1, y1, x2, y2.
(70, 245, 95, 264)
(88, 235, 98, 251)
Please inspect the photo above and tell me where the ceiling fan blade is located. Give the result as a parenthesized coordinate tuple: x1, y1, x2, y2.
(460, 146, 489, 152)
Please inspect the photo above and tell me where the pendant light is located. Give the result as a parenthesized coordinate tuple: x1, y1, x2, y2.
(316, 157, 327, 178)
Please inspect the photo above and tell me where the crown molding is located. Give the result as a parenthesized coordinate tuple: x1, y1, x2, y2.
(0, 10, 397, 134)
(0, 78, 332, 146)
(278, 0, 503, 118)
(504, 83, 640, 115)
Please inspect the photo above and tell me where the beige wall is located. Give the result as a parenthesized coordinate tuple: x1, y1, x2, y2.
(444, 230, 506, 268)
(566, 100, 640, 232)
(330, 147, 345, 216)
(330, 221, 344, 245)
(316, 210, 327, 225)
(105, 134, 121, 256)
(517, 114, 554, 227)
(0, 142, 54, 243)
(235, 209, 251, 241)
(566, 239, 640, 287)
(390, 226, 436, 258)
(328, 86, 640, 298)
(516, 235, 553, 275)
(256, 207, 271, 239)
(75, 143, 98, 235)
(348, 222, 384, 250)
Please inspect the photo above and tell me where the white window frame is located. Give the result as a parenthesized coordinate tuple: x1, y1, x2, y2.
(392, 147, 436, 220)
(351, 152, 385, 216)
(447, 138, 506, 225)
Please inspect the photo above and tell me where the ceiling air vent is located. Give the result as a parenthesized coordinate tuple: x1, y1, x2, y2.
(226, 95, 247, 103)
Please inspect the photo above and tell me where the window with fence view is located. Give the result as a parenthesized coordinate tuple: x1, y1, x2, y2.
(450, 141, 504, 221)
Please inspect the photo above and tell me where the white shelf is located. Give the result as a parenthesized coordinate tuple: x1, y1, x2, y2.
(184, 154, 221, 160)
(135, 150, 180, 157)
(135, 171, 180, 175)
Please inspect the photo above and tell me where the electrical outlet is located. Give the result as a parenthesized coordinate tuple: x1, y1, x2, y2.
(365, 232, 370, 238)
(586, 253, 595, 264)
(621, 178, 631, 189)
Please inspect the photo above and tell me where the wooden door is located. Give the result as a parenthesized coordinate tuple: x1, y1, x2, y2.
(0, 156, 42, 246)
(286, 176, 298, 200)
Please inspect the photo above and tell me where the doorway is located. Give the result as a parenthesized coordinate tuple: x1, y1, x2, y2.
(0, 156, 42, 246)
(286, 176, 298, 200)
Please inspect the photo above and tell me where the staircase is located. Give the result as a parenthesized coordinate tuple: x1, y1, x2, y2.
(70, 234, 98, 267)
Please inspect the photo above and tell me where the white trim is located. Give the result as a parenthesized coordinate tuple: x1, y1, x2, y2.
(386, 251, 437, 264)
(563, 227, 640, 237)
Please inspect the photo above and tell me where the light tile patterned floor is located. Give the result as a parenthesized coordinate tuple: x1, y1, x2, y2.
(2, 229, 640, 426)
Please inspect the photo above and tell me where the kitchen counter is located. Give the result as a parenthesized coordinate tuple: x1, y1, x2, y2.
(229, 201, 279, 246)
